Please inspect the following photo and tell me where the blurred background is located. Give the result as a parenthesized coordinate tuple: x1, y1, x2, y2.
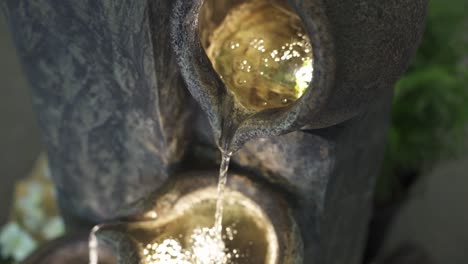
(0, 0, 467, 263)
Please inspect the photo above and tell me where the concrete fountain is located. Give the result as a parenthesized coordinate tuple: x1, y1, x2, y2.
(2, 0, 427, 263)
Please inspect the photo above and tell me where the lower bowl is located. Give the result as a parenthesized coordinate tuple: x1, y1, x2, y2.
(22, 234, 116, 264)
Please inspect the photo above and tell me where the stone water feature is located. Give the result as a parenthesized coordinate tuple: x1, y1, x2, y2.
(2, 0, 427, 263)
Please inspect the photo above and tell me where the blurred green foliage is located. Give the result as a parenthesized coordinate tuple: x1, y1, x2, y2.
(377, 0, 468, 202)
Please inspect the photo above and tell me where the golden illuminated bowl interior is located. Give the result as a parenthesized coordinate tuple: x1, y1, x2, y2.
(126, 188, 279, 264)
(201, 0, 314, 112)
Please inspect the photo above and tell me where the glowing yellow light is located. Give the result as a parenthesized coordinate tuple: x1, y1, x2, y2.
(142, 226, 237, 264)
(190, 227, 228, 264)
(145, 211, 158, 219)
(133, 188, 280, 264)
(294, 58, 313, 97)
(143, 239, 191, 264)
(205, 0, 314, 112)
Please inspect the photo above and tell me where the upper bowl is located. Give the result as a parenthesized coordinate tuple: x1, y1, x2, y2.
(171, 0, 427, 150)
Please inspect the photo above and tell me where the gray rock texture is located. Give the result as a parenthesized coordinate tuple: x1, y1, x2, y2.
(230, 92, 393, 264)
(2, 0, 193, 224)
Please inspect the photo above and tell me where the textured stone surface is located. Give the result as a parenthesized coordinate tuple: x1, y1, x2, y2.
(234, 132, 332, 212)
(229, 91, 393, 264)
(317, 94, 393, 264)
(314, 0, 428, 127)
(2, 0, 192, 224)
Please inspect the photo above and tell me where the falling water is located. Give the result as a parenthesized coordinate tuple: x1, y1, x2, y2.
(213, 150, 233, 242)
(89, 225, 101, 264)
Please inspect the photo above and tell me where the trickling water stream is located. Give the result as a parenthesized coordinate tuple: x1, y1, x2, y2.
(214, 151, 233, 243)
(89, 225, 101, 264)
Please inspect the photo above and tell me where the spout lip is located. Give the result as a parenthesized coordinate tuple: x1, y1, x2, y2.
(172, 0, 336, 149)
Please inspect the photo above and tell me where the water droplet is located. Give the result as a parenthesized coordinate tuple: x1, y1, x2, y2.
(227, 39, 241, 50)
(236, 78, 247, 85)
(234, 60, 245, 71)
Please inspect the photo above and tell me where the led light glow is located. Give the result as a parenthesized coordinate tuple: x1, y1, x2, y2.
(142, 226, 239, 264)
(205, 0, 314, 111)
(137, 188, 279, 264)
